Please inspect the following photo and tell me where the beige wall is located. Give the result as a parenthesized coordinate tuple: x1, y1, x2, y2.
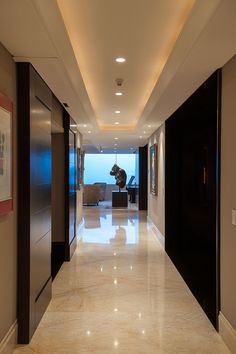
(221, 55, 236, 331)
(76, 132, 83, 228)
(148, 124, 165, 236)
(0, 44, 17, 341)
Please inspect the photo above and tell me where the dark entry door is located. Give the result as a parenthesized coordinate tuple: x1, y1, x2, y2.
(69, 130, 76, 245)
(64, 113, 77, 261)
(165, 70, 221, 328)
(17, 64, 52, 343)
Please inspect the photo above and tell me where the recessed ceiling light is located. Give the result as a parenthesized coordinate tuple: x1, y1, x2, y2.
(114, 143, 118, 146)
(115, 110, 120, 114)
(115, 57, 126, 63)
(148, 125, 151, 128)
(114, 137, 119, 140)
(115, 122, 119, 125)
(115, 92, 123, 96)
(83, 124, 87, 127)
(139, 136, 143, 138)
(143, 131, 146, 134)
(88, 130, 91, 134)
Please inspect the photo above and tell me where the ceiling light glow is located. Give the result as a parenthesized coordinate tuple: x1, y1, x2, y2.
(115, 110, 120, 114)
(115, 92, 123, 96)
(88, 130, 91, 134)
(115, 57, 126, 63)
(115, 122, 119, 125)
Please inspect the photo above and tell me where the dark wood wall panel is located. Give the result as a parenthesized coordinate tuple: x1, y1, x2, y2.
(17, 63, 52, 343)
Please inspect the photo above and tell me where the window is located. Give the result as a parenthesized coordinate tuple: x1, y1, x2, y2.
(84, 153, 137, 184)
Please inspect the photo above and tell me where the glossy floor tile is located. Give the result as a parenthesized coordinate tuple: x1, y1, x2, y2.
(14, 208, 230, 354)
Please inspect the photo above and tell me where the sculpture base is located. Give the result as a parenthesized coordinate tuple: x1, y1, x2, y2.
(112, 190, 128, 208)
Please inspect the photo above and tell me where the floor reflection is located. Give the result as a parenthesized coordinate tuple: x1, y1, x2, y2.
(14, 207, 230, 354)
(82, 211, 139, 245)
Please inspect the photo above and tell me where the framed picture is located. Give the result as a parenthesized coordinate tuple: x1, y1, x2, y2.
(150, 144, 158, 195)
(77, 148, 85, 189)
(0, 93, 13, 214)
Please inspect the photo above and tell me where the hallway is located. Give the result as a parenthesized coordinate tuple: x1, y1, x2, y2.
(14, 208, 229, 354)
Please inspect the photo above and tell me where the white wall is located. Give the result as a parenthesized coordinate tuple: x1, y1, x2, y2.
(148, 124, 165, 236)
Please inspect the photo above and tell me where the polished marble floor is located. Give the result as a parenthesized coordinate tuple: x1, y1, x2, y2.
(14, 208, 230, 354)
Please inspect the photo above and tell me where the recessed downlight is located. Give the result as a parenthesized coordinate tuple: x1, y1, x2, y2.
(114, 143, 118, 146)
(115, 92, 123, 96)
(115, 110, 120, 114)
(83, 124, 87, 127)
(115, 122, 119, 125)
(114, 137, 119, 140)
(139, 136, 143, 138)
(115, 57, 126, 63)
(143, 131, 146, 134)
(148, 125, 151, 128)
(88, 130, 91, 134)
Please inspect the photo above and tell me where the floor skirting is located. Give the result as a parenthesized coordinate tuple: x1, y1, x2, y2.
(219, 312, 236, 354)
(0, 321, 17, 354)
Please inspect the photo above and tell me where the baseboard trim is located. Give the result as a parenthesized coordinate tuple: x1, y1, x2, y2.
(219, 312, 236, 353)
(77, 218, 84, 241)
(147, 215, 165, 248)
(0, 321, 17, 354)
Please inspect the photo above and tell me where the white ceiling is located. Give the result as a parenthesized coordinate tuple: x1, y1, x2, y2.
(57, 0, 195, 130)
(0, 0, 236, 152)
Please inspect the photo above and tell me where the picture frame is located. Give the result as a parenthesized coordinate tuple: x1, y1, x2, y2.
(150, 144, 158, 195)
(77, 148, 85, 189)
(0, 93, 13, 214)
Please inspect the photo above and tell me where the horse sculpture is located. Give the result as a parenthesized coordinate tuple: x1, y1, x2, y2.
(110, 164, 127, 189)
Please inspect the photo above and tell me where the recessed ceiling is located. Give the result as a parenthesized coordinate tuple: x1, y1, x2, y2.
(57, 0, 195, 130)
(0, 0, 236, 150)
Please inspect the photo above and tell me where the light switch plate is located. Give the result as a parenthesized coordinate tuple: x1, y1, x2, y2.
(232, 209, 236, 226)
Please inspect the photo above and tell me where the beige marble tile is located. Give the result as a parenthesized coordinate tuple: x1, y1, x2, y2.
(14, 208, 230, 354)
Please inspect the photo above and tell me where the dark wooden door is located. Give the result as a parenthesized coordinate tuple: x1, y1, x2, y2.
(165, 70, 221, 328)
(64, 113, 77, 261)
(139, 145, 148, 210)
(69, 130, 76, 245)
(17, 64, 52, 343)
